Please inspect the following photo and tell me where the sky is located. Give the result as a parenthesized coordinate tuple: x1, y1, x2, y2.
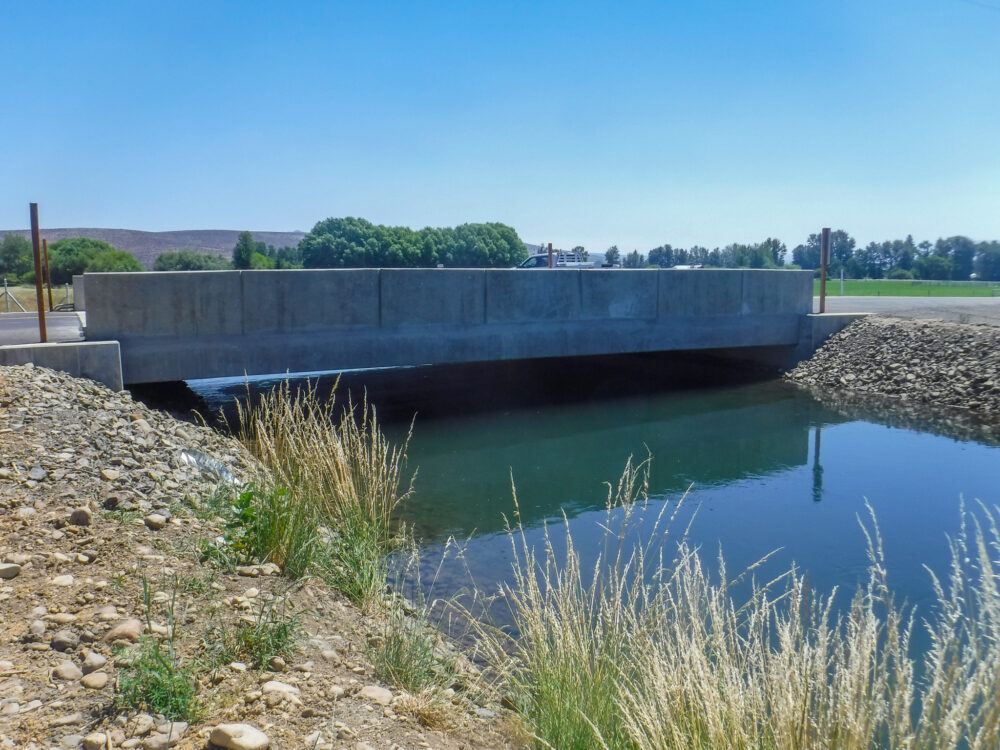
(2, 0, 999, 252)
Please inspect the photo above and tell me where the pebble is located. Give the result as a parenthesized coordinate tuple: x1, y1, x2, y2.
(29, 620, 46, 638)
(103, 618, 144, 642)
(80, 671, 108, 689)
(28, 466, 48, 481)
(142, 721, 187, 749)
(82, 650, 107, 673)
(51, 629, 80, 652)
(51, 710, 84, 727)
(143, 514, 167, 531)
(82, 733, 107, 750)
(0, 564, 21, 580)
(53, 661, 84, 681)
(68, 508, 92, 527)
(208, 723, 270, 750)
(100, 468, 120, 481)
(360, 685, 394, 705)
(51, 574, 74, 587)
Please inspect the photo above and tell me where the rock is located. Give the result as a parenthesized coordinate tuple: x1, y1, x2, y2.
(208, 723, 270, 750)
(143, 514, 167, 531)
(236, 565, 260, 578)
(100, 468, 120, 481)
(68, 507, 92, 526)
(28, 466, 48, 481)
(51, 574, 74, 587)
(28, 620, 46, 638)
(131, 714, 156, 736)
(51, 710, 84, 726)
(53, 660, 84, 680)
(61, 735, 85, 748)
(103, 618, 143, 642)
(80, 671, 108, 689)
(4, 553, 31, 565)
(82, 733, 107, 750)
(261, 680, 300, 697)
(0, 564, 21, 580)
(143, 721, 187, 749)
(359, 685, 393, 705)
(82, 650, 107, 673)
(50, 629, 79, 651)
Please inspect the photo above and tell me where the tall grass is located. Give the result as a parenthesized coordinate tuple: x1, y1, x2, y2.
(234, 380, 414, 605)
(478, 459, 1000, 750)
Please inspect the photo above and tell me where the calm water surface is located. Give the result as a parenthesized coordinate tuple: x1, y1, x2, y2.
(190, 355, 1000, 615)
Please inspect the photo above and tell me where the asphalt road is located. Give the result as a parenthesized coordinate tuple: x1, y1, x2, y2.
(818, 296, 1000, 326)
(0, 312, 85, 345)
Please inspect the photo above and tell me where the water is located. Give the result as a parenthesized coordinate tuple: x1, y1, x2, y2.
(189, 353, 1000, 617)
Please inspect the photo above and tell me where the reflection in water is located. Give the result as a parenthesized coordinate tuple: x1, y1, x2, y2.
(812, 425, 824, 503)
(186, 354, 1000, 627)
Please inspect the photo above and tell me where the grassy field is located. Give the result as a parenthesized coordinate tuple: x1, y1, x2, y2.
(814, 278, 999, 297)
(0, 283, 73, 312)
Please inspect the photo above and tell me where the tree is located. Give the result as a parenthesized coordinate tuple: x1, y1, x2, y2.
(647, 244, 673, 268)
(623, 250, 647, 268)
(0, 235, 32, 281)
(760, 238, 787, 267)
(571, 245, 588, 261)
(914, 254, 953, 281)
(87, 248, 143, 273)
(604, 246, 620, 266)
(154, 250, 232, 271)
(935, 236, 976, 280)
(299, 217, 526, 268)
(975, 242, 1000, 281)
(232, 231, 256, 269)
(48, 237, 121, 284)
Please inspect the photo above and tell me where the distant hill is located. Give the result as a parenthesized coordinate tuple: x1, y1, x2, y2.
(0, 228, 306, 269)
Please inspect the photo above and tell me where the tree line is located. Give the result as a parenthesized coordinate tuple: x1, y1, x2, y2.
(601, 232, 1000, 281)
(5, 222, 1000, 282)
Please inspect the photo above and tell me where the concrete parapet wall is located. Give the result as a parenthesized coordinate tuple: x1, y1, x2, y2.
(0, 341, 122, 390)
(81, 268, 814, 383)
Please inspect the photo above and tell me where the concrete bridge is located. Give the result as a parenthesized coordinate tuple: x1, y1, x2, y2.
(63, 268, 856, 387)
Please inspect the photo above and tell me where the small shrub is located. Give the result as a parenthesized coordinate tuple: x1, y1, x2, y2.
(367, 604, 454, 694)
(116, 637, 198, 721)
(202, 596, 301, 670)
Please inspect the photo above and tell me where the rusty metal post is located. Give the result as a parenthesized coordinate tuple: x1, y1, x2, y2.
(42, 238, 54, 311)
(547, 242, 553, 269)
(819, 227, 830, 313)
(30, 203, 47, 342)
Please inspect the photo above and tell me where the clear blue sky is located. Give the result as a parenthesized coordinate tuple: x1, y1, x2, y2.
(2, 0, 998, 252)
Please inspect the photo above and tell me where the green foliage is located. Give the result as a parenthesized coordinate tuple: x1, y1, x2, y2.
(604, 245, 620, 266)
(115, 575, 198, 721)
(202, 596, 301, 669)
(622, 249, 647, 268)
(154, 250, 232, 271)
(48, 237, 125, 283)
(232, 230, 256, 269)
(299, 216, 526, 268)
(0, 234, 32, 281)
(116, 637, 198, 721)
(87, 247, 143, 273)
(218, 483, 320, 578)
(367, 605, 455, 694)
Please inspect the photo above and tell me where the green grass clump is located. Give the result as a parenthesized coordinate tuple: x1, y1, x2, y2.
(202, 596, 301, 670)
(367, 603, 456, 694)
(233, 380, 413, 607)
(478, 460, 1000, 750)
(116, 637, 198, 721)
(115, 575, 198, 721)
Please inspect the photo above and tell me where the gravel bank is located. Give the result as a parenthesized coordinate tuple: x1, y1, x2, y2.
(787, 317, 1000, 441)
(0, 364, 510, 750)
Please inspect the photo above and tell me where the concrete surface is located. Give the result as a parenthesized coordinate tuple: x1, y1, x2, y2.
(0, 312, 84, 345)
(818, 296, 1000, 325)
(0, 341, 123, 391)
(82, 268, 828, 384)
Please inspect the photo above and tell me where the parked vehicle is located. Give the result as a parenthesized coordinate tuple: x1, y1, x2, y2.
(516, 250, 597, 269)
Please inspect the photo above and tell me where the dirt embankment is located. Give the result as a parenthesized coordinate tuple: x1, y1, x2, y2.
(0, 364, 510, 750)
(787, 316, 1000, 442)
